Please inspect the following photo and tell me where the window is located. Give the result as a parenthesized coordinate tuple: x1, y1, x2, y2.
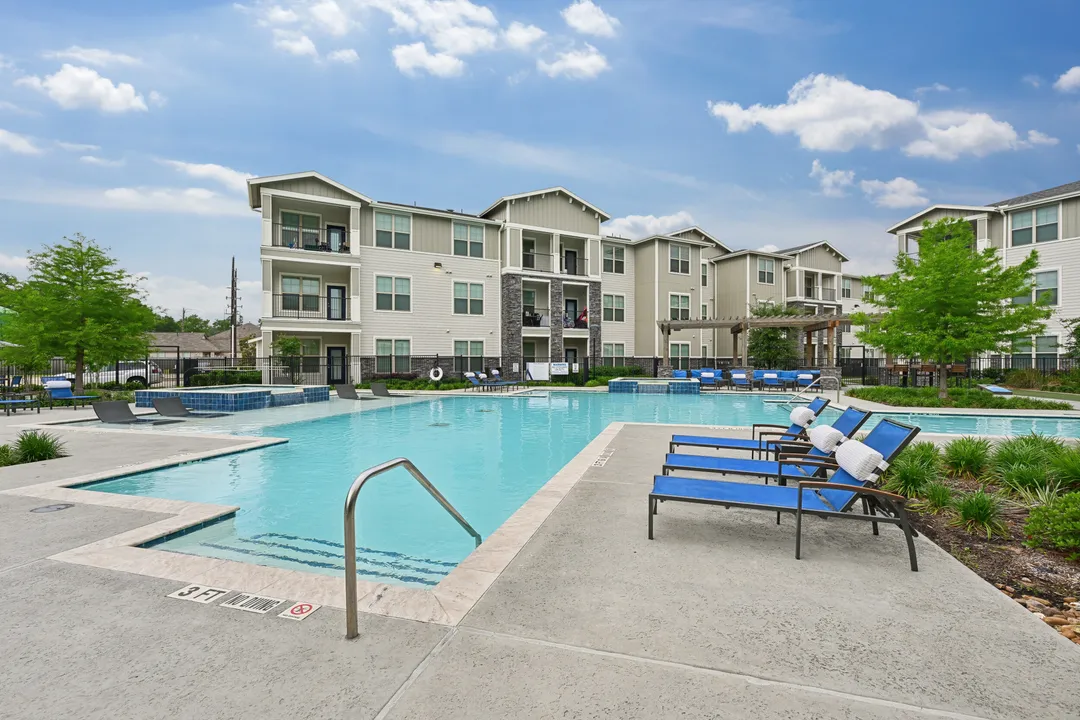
(1011, 338, 1032, 370)
(1035, 335, 1059, 370)
(453, 222, 484, 258)
(375, 212, 411, 250)
(670, 342, 690, 370)
(603, 245, 625, 274)
(701, 304, 708, 319)
(523, 341, 536, 363)
(757, 258, 775, 284)
(299, 338, 320, 374)
(602, 294, 625, 322)
(669, 244, 690, 274)
(281, 276, 319, 312)
(375, 276, 411, 311)
(1035, 270, 1059, 306)
(804, 273, 815, 299)
(281, 212, 320, 249)
(601, 343, 625, 366)
(669, 294, 690, 320)
(1012, 206, 1058, 246)
(842, 277, 852, 299)
(701, 263, 708, 286)
(523, 289, 536, 314)
(376, 339, 411, 374)
(453, 340, 484, 372)
(453, 282, 484, 315)
(701, 344, 708, 358)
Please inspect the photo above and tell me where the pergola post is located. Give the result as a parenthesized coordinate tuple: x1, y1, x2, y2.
(804, 330, 813, 366)
(825, 321, 836, 367)
(658, 322, 672, 378)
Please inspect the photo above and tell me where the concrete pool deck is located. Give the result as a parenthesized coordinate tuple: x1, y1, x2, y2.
(1, 404, 1078, 718)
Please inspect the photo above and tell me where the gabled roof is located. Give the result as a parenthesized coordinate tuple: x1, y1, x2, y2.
(149, 332, 221, 354)
(775, 240, 850, 262)
(480, 186, 611, 221)
(886, 204, 994, 234)
(711, 249, 793, 262)
(206, 323, 261, 352)
(247, 172, 373, 208)
(668, 226, 734, 253)
(992, 179, 1080, 208)
(376, 200, 500, 224)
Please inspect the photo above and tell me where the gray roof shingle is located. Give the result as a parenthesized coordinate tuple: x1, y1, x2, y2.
(992, 179, 1080, 207)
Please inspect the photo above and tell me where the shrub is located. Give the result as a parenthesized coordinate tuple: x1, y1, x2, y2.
(844, 386, 1069, 410)
(1003, 368, 1044, 389)
(589, 364, 645, 379)
(358, 378, 471, 391)
(951, 490, 1008, 539)
(584, 379, 606, 387)
(914, 481, 954, 514)
(1024, 492, 1080, 558)
(1013, 479, 1063, 508)
(884, 459, 937, 498)
(1049, 447, 1080, 492)
(189, 370, 263, 387)
(0, 444, 14, 467)
(942, 436, 991, 479)
(999, 464, 1054, 495)
(900, 441, 942, 470)
(991, 434, 1065, 477)
(12, 430, 66, 463)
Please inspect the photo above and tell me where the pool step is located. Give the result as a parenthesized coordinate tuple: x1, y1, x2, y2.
(194, 532, 454, 587)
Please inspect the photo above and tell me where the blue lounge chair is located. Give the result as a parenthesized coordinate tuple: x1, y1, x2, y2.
(761, 372, 784, 391)
(463, 372, 484, 391)
(729, 370, 752, 390)
(662, 406, 872, 484)
(0, 397, 39, 416)
(978, 384, 1012, 396)
(796, 371, 820, 391)
(46, 382, 97, 410)
(670, 397, 831, 458)
(649, 418, 922, 570)
(672, 369, 687, 379)
(490, 369, 520, 389)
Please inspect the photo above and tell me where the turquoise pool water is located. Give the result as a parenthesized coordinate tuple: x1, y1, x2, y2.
(81, 392, 1080, 587)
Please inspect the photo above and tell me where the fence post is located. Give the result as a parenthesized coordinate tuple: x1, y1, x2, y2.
(652, 357, 659, 378)
(583, 356, 589, 384)
(114, 360, 120, 386)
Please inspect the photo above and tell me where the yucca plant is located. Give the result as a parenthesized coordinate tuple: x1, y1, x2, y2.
(942, 436, 991, 479)
(913, 481, 954, 514)
(1013, 479, 1063, 508)
(12, 431, 66, 464)
(951, 490, 1009, 540)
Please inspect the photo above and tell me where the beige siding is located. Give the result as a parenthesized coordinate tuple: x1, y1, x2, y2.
(988, 215, 1005, 248)
(1063, 198, 1080, 240)
(799, 246, 843, 273)
(484, 224, 500, 260)
(671, 228, 708, 243)
(486, 202, 508, 222)
(508, 228, 522, 267)
(1002, 238, 1077, 358)
(261, 177, 355, 201)
(633, 242, 657, 355)
(713, 256, 747, 357)
(356, 246, 500, 355)
(412, 214, 451, 254)
(601, 243, 636, 355)
(508, 192, 600, 235)
(359, 208, 374, 246)
(975, 218, 987, 240)
(894, 207, 972, 235)
(655, 240, 704, 352)
(588, 238, 601, 275)
(271, 196, 350, 227)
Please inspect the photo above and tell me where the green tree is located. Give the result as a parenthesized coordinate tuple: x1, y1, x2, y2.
(153, 311, 181, 332)
(746, 302, 804, 369)
(0, 235, 155, 392)
(209, 317, 233, 335)
(852, 218, 1050, 399)
(273, 335, 304, 383)
(1061, 318, 1080, 360)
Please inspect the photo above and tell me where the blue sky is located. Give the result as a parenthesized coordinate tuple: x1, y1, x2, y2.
(1, 0, 1078, 319)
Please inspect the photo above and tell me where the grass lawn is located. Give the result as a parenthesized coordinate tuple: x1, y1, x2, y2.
(846, 386, 1071, 410)
(1012, 388, 1080, 403)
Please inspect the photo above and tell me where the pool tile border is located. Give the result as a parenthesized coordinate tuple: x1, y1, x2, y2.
(1, 420, 627, 628)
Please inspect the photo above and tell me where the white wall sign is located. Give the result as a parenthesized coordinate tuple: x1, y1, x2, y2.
(167, 584, 230, 604)
(571, 363, 580, 373)
(551, 362, 569, 376)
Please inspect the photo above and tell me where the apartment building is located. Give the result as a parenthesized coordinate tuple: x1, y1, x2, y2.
(886, 179, 1080, 367)
(247, 171, 853, 380)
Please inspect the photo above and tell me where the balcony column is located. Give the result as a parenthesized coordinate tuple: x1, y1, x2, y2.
(349, 267, 361, 322)
(261, 258, 273, 319)
(261, 192, 273, 247)
(261, 330, 273, 384)
(553, 233, 561, 273)
(349, 206, 361, 256)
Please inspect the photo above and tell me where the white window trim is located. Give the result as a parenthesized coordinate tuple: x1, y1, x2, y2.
(451, 280, 486, 316)
(452, 221, 486, 259)
(1009, 202, 1063, 248)
(602, 293, 626, 323)
(277, 209, 323, 250)
(1033, 266, 1062, 307)
(668, 292, 691, 321)
(374, 337, 413, 373)
(701, 262, 708, 287)
(669, 243, 691, 275)
(373, 273, 413, 313)
(757, 258, 776, 285)
(602, 245, 626, 275)
(277, 271, 322, 295)
(841, 277, 853, 299)
(373, 210, 413, 251)
(452, 339, 485, 357)
(602, 342, 625, 357)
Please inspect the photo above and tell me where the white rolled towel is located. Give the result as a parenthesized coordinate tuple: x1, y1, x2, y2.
(797, 373, 813, 380)
(732, 372, 746, 379)
(45, 380, 72, 390)
(808, 425, 845, 453)
(764, 373, 778, 379)
(789, 406, 816, 427)
(701, 372, 714, 378)
(835, 439, 886, 481)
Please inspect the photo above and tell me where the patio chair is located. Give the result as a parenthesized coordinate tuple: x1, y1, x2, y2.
(699, 368, 718, 390)
(370, 382, 410, 398)
(152, 397, 232, 418)
(490, 369, 520, 389)
(45, 380, 97, 410)
(672, 369, 688, 379)
(649, 418, 923, 570)
(796, 372, 820, 392)
(92, 401, 183, 425)
(729, 370, 752, 390)
(0, 397, 39, 416)
(670, 397, 831, 458)
(335, 384, 377, 401)
(761, 372, 784, 391)
(463, 372, 484, 391)
(661, 406, 872, 484)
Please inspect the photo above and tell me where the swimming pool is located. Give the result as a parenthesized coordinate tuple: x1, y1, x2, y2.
(80, 392, 1080, 587)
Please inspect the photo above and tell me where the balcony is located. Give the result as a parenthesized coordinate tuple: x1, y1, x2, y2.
(523, 252, 555, 273)
(800, 287, 838, 302)
(523, 307, 552, 327)
(272, 294, 351, 320)
(271, 223, 350, 253)
(561, 255, 587, 276)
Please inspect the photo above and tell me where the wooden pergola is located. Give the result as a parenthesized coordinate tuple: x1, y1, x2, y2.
(657, 314, 853, 367)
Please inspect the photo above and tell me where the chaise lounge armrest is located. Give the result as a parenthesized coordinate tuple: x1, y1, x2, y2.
(795, 481, 906, 504)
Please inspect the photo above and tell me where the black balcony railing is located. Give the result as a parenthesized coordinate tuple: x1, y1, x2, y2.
(820, 288, 837, 302)
(523, 308, 552, 327)
(523, 252, 555, 272)
(273, 294, 351, 320)
(562, 256, 587, 276)
(271, 223, 351, 253)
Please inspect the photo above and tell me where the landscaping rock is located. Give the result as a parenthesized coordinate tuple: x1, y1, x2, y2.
(1043, 616, 1070, 626)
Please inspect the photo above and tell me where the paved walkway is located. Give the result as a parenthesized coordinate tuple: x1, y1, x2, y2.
(1, 420, 1077, 718)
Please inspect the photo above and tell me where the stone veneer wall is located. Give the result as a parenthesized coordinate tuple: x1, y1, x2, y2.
(501, 274, 523, 380)
(549, 279, 564, 362)
(588, 280, 602, 359)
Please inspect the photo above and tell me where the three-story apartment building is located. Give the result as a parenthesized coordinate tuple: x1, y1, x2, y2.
(248, 171, 853, 380)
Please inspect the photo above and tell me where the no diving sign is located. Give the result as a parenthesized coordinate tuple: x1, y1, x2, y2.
(279, 602, 320, 621)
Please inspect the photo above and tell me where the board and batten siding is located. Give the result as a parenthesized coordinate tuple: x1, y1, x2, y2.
(356, 246, 501, 355)
(507, 193, 600, 236)
(633, 241, 658, 355)
(1062, 198, 1080, 239)
(601, 242, 635, 355)
(798, 247, 843, 273)
(260, 177, 356, 202)
(656, 239, 705, 353)
(712, 256, 747, 358)
(894, 207, 971, 235)
(1002, 239, 1078, 353)
(270, 196, 350, 227)
(750, 255, 784, 303)
(988, 215, 1005, 248)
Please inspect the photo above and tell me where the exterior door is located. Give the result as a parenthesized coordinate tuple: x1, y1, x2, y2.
(327, 225, 347, 252)
(564, 298, 577, 326)
(327, 285, 346, 320)
(564, 249, 578, 275)
(327, 347, 347, 385)
(565, 348, 578, 363)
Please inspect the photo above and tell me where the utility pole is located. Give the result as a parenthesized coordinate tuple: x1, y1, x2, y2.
(229, 257, 239, 358)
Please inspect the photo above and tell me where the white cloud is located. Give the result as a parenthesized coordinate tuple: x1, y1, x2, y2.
(561, 0, 620, 37)
(1054, 66, 1080, 93)
(16, 64, 149, 113)
(809, 159, 854, 198)
(264, 5, 299, 23)
(310, 0, 352, 35)
(380, 0, 498, 59)
(537, 44, 609, 79)
(161, 160, 254, 193)
(860, 177, 928, 208)
(148, 90, 167, 107)
(100, 187, 250, 216)
(0, 100, 37, 116)
(327, 48, 359, 63)
(139, 273, 261, 319)
(43, 46, 141, 67)
(80, 155, 125, 167)
(392, 42, 464, 78)
(0, 252, 30, 278)
(1027, 130, 1059, 146)
(603, 211, 695, 239)
(914, 82, 949, 94)
(55, 140, 100, 151)
(1022, 74, 1042, 88)
(503, 22, 546, 51)
(272, 29, 318, 57)
(757, 243, 780, 253)
(0, 128, 42, 155)
(0, 54, 14, 72)
(709, 73, 1036, 161)
(427, 25, 497, 56)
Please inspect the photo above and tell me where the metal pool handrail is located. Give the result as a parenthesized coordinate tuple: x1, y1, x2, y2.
(344, 457, 482, 639)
